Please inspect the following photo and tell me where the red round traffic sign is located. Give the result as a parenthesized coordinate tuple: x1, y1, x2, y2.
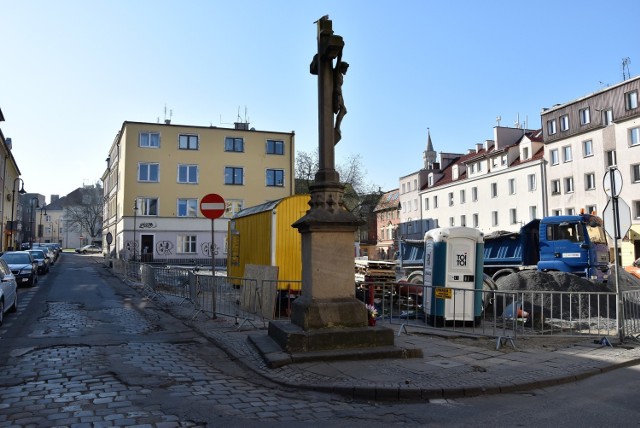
(200, 193, 226, 219)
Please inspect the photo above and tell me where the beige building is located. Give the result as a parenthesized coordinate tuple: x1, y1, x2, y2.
(1, 108, 26, 251)
(102, 120, 295, 263)
(541, 76, 640, 265)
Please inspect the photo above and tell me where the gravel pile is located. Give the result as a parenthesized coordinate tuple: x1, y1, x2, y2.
(493, 268, 640, 322)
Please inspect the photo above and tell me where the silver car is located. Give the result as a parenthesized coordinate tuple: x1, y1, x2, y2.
(0, 258, 18, 326)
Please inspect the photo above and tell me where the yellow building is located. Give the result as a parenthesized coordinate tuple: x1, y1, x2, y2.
(102, 120, 295, 264)
(227, 194, 309, 284)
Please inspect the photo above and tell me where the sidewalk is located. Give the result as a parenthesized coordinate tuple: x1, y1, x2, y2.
(160, 294, 640, 401)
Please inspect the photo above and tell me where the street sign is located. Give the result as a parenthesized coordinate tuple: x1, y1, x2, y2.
(200, 193, 226, 219)
(603, 197, 632, 240)
(603, 167, 623, 197)
(435, 287, 452, 299)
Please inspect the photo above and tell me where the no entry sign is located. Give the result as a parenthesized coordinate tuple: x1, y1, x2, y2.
(200, 193, 226, 219)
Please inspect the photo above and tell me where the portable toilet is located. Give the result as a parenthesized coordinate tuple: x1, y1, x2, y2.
(423, 227, 484, 326)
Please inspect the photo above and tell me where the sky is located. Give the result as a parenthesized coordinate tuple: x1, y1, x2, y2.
(2, 0, 640, 202)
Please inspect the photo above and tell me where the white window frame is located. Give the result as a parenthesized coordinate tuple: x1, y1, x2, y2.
(508, 178, 516, 195)
(560, 114, 570, 131)
(529, 205, 537, 221)
(177, 235, 197, 254)
(177, 164, 198, 184)
(630, 127, 640, 147)
(582, 139, 593, 157)
(632, 164, 640, 183)
(224, 199, 244, 218)
(562, 145, 572, 162)
(471, 187, 478, 202)
(528, 174, 536, 191)
(491, 182, 498, 198)
(510, 208, 517, 225)
(585, 172, 596, 190)
(492, 211, 499, 227)
(138, 163, 159, 182)
(177, 198, 198, 217)
(460, 189, 466, 204)
(137, 197, 158, 216)
(547, 119, 557, 135)
(564, 177, 574, 193)
(448, 192, 454, 207)
(602, 109, 613, 126)
(625, 90, 638, 110)
(139, 132, 160, 148)
(550, 149, 559, 166)
(473, 213, 479, 228)
(579, 107, 590, 125)
(551, 179, 561, 195)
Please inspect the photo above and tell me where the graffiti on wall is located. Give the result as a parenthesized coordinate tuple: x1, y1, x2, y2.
(125, 240, 138, 257)
(156, 240, 174, 255)
(201, 242, 219, 257)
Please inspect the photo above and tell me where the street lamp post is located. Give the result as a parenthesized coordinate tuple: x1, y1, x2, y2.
(38, 206, 47, 243)
(29, 197, 39, 249)
(132, 198, 138, 261)
(9, 178, 26, 251)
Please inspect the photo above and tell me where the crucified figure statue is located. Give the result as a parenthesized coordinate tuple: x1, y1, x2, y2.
(333, 52, 349, 145)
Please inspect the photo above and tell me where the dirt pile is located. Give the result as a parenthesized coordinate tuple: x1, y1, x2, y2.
(493, 268, 640, 322)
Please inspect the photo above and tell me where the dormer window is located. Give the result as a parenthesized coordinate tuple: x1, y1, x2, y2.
(522, 147, 529, 160)
(452, 165, 459, 180)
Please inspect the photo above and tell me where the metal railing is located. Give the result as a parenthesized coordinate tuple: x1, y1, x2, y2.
(111, 260, 640, 342)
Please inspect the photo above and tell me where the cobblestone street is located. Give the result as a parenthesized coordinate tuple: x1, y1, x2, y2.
(0, 256, 407, 427)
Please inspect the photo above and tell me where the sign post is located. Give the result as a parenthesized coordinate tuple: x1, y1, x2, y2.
(200, 193, 226, 271)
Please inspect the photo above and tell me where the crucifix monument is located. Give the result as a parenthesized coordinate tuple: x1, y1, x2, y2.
(265, 16, 399, 357)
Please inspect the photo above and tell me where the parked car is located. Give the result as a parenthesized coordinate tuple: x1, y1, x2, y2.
(0, 251, 37, 287)
(76, 245, 102, 254)
(625, 258, 640, 280)
(32, 245, 55, 265)
(0, 258, 18, 326)
(27, 249, 50, 274)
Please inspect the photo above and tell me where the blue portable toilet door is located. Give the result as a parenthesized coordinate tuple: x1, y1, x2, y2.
(444, 235, 476, 322)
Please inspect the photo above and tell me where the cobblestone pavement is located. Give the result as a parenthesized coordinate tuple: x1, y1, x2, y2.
(0, 257, 425, 427)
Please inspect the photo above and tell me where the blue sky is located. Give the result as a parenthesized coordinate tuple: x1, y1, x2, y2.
(2, 0, 639, 201)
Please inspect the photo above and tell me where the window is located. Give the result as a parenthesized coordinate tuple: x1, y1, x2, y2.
(492, 211, 499, 227)
(266, 169, 285, 187)
(529, 205, 537, 221)
(471, 187, 478, 202)
(266, 139, 284, 155)
(528, 174, 536, 191)
(634, 201, 640, 219)
(469, 163, 476, 174)
(225, 167, 244, 185)
(551, 179, 561, 194)
(413, 198, 418, 211)
(548, 222, 582, 242)
(137, 197, 158, 216)
(433, 196, 438, 208)
(460, 215, 466, 227)
(224, 200, 244, 218)
(585, 172, 596, 190)
(177, 235, 197, 254)
(139, 132, 160, 148)
(424, 197, 429, 211)
(449, 217, 455, 227)
(491, 182, 498, 198)
(579, 107, 591, 125)
(427, 176, 433, 187)
(510, 208, 517, 224)
(473, 213, 479, 228)
(402, 183, 406, 193)
(550, 149, 559, 166)
(582, 140, 593, 157)
(564, 177, 574, 193)
(508, 178, 516, 195)
(552, 209, 562, 216)
(177, 165, 198, 184)
(562, 146, 572, 162)
(501, 155, 508, 166)
(448, 192, 454, 206)
(413, 179, 417, 190)
(630, 127, 640, 147)
(606, 150, 617, 167)
(625, 90, 638, 110)
(522, 147, 529, 160)
(177, 199, 197, 217)
(586, 205, 596, 216)
(179, 134, 198, 150)
(138, 163, 159, 182)
(602, 108, 613, 126)
(567, 208, 576, 215)
(632, 164, 640, 182)
(560, 114, 569, 131)
(460, 189, 466, 204)
(224, 137, 244, 152)
(547, 119, 557, 135)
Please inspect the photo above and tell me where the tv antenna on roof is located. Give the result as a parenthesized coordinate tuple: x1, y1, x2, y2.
(163, 105, 173, 124)
(622, 57, 631, 80)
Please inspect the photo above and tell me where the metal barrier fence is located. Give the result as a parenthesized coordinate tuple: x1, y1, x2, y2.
(112, 260, 639, 341)
(355, 281, 622, 341)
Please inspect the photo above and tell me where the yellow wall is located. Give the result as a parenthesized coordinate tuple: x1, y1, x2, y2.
(118, 122, 295, 218)
(228, 195, 309, 287)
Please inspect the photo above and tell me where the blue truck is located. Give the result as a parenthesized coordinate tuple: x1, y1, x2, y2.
(483, 214, 610, 282)
(396, 213, 611, 283)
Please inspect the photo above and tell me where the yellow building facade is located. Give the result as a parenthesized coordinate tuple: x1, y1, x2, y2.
(102, 120, 295, 264)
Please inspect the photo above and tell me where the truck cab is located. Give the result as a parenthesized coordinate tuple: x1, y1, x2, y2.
(538, 214, 610, 281)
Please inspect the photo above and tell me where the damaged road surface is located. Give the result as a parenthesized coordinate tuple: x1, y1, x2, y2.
(0, 255, 392, 427)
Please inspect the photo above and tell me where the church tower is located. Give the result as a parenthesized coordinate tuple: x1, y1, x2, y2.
(422, 128, 437, 170)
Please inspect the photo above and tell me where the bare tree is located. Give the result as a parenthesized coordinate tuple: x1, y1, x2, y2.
(64, 185, 103, 241)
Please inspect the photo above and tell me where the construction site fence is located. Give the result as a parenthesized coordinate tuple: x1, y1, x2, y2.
(356, 281, 640, 341)
(112, 260, 301, 328)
